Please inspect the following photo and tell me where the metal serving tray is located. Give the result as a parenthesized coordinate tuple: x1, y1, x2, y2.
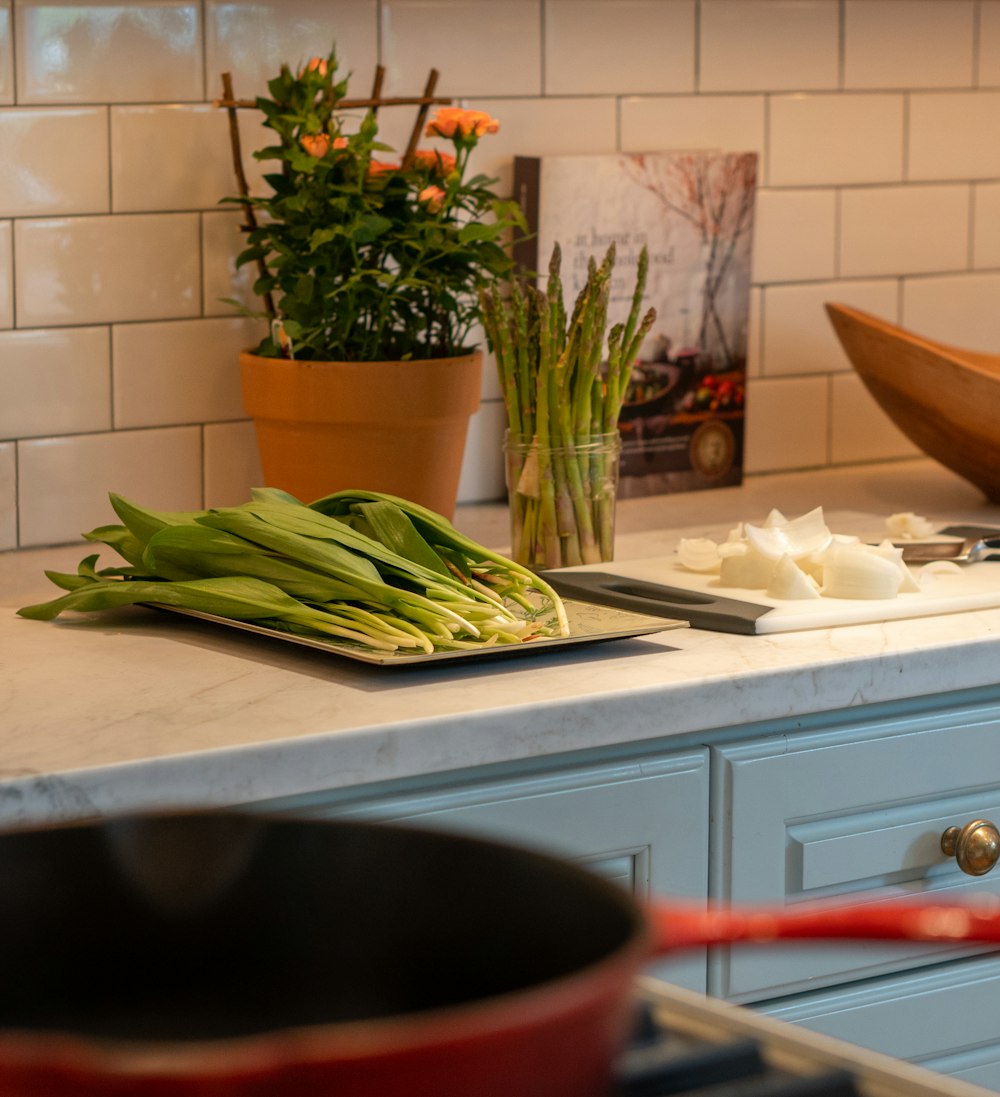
(153, 600, 686, 666)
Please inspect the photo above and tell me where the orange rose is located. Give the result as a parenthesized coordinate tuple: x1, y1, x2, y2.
(412, 148, 458, 175)
(366, 159, 401, 177)
(419, 185, 446, 212)
(302, 57, 328, 76)
(425, 107, 500, 139)
(332, 135, 349, 150)
(300, 133, 331, 158)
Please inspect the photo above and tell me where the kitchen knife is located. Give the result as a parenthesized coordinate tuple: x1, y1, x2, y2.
(538, 570, 772, 635)
(898, 537, 1000, 563)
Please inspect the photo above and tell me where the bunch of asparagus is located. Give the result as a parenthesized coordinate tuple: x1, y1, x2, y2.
(480, 243, 655, 568)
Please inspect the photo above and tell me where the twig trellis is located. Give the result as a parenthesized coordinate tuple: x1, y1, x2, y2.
(216, 65, 453, 321)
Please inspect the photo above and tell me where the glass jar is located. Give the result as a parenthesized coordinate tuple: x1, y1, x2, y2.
(503, 430, 622, 570)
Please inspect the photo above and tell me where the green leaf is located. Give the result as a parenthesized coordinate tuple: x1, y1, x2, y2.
(109, 495, 207, 553)
(352, 214, 392, 244)
(354, 500, 451, 578)
(457, 221, 501, 245)
(143, 524, 364, 602)
(83, 523, 147, 568)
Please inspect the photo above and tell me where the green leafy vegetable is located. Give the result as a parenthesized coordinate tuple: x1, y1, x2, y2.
(18, 490, 569, 654)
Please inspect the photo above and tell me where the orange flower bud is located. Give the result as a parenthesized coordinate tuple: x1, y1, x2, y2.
(425, 107, 500, 140)
(300, 133, 331, 158)
(303, 57, 328, 76)
(412, 148, 458, 175)
(419, 185, 446, 212)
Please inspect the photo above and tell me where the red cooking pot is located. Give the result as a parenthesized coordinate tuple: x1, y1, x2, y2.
(1, 812, 999, 1097)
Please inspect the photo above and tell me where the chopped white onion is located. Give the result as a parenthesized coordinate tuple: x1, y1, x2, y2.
(744, 506, 833, 561)
(676, 537, 722, 573)
(918, 560, 963, 581)
(886, 512, 935, 539)
(867, 538, 920, 593)
(719, 543, 776, 588)
(821, 543, 903, 600)
(766, 555, 822, 600)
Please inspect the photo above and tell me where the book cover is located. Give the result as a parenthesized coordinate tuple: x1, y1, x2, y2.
(513, 151, 757, 498)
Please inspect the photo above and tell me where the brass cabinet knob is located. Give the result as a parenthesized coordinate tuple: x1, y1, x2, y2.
(941, 819, 1000, 876)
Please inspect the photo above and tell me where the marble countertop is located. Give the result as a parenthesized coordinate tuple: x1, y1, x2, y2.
(3, 458, 1000, 828)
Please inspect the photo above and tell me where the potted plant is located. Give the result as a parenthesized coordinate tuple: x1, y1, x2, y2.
(219, 47, 522, 517)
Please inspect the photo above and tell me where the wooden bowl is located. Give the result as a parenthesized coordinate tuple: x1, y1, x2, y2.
(825, 302, 1000, 502)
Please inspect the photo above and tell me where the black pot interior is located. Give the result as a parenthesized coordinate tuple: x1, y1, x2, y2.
(0, 814, 640, 1042)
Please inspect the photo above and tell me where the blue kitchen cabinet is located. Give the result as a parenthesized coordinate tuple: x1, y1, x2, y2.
(254, 749, 711, 992)
(713, 695, 1000, 1086)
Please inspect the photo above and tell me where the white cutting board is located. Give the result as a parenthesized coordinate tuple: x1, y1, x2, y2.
(552, 555, 1000, 634)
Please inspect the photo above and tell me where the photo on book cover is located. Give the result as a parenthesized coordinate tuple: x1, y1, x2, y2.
(514, 151, 757, 498)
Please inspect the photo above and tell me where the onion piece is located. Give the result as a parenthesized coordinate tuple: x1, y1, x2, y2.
(719, 543, 776, 588)
(821, 543, 903, 600)
(766, 555, 821, 599)
(677, 537, 722, 573)
(918, 560, 963, 581)
(744, 506, 833, 560)
(886, 512, 935, 539)
(867, 538, 920, 593)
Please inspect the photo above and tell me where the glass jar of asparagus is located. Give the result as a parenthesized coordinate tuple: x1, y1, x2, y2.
(481, 242, 655, 569)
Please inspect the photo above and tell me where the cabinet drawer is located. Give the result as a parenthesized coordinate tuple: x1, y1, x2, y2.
(760, 953, 1000, 1079)
(712, 705, 1000, 1001)
(254, 750, 710, 991)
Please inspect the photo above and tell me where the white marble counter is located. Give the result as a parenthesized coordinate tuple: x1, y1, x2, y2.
(3, 458, 999, 828)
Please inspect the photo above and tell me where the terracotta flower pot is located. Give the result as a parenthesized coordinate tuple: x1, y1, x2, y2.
(240, 350, 483, 518)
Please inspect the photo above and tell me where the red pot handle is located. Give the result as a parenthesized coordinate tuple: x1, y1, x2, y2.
(646, 896, 1000, 954)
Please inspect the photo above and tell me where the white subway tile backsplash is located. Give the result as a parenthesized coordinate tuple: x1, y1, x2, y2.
(830, 372, 920, 465)
(700, 0, 839, 93)
(18, 426, 203, 547)
(15, 2, 202, 105)
(751, 189, 836, 284)
(972, 182, 1000, 268)
(468, 97, 617, 193)
(202, 210, 263, 317)
(844, 1, 975, 90)
(908, 91, 1000, 180)
(2, 0, 999, 545)
(0, 108, 108, 216)
(15, 214, 200, 326)
(901, 271, 1000, 349)
(205, 0, 377, 102)
(112, 317, 260, 429)
(742, 375, 828, 473)
(0, 441, 14, 549)
(620, 95, 766, 162)
(381, 0, 541, 98)
(204, 420, 262, 508)
(0, 220, 11, 328)
(545, 1, 694, 95)
(762, 279, 899, 377)
(979, 1, 1000, 87)
(459, 399, 508, 504)
(0, 4, 12, 105)
(111, 105, 233, 212)
(839, 184, 971, 278)
(0, 327, 110, 438)
(769, 94, 905, 186)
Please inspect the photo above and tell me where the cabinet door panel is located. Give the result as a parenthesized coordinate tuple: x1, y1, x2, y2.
(256, 751, 710, 991)
(760, 954, 1000, 1073)
(713, 706, 1000, 1001)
